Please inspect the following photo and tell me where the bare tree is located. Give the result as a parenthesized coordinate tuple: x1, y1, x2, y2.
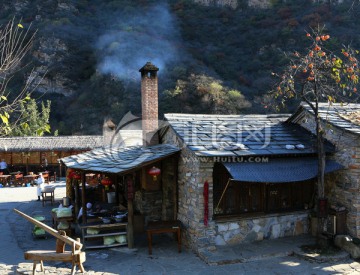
(266, 26, 359, 236)
(0, 17, 38, 136)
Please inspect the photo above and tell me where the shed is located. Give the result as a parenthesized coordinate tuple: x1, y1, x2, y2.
(60, 143, 180, 248)
(0, 135, 103, 176)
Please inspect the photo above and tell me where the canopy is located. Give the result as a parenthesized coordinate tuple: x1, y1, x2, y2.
(222, 157, 344, 183)
(60, 144, 180, 174)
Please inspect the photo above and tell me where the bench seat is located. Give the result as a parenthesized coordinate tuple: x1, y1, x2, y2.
(24, 250, 85, 275)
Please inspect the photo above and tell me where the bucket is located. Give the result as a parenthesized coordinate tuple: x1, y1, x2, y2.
(63, 197, 70, 207)
(107, 192, 116, 203)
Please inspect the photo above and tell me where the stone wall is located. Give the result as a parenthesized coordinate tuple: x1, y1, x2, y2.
(214, 213, 309, 245)
(294, 111, 360, 237)
(134, 190, 163, 224)
(133, 155, 178, 225)
(162, 127, 214, 250)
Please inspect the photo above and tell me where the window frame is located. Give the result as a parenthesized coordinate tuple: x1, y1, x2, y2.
(213, 163, 315, 219)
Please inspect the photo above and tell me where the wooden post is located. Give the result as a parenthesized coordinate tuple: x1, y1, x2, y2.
(74, 180, 80, 221)
(56, 231, 67, 253)
(141, 167, 146, 190)
(114, 174, 119, 206)
(26, 154, 29, 175)
(127, 175, 134, 249)
(173, 155, 179, 220)
(81, 172, 87, 224)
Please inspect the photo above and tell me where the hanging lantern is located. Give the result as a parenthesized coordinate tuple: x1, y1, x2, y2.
(67, 169, 74, 179)
(148, 166, 161, 181)
(101, 177, 113, 190)
(72, 172, 81, 180)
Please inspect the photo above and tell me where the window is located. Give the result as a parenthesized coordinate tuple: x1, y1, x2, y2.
(215, 181, 264, 215)
(213, 163, 315, 218)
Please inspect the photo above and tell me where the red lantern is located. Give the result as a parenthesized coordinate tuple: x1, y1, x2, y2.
(72, 172, 81, 180)
(148, 166, 161, 181)
(101, 177, 113, 190)
(67, 169, 74, 179)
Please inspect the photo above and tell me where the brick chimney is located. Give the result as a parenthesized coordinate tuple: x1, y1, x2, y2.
(139, 62, 159, 146)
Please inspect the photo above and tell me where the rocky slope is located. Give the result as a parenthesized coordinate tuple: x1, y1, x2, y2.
(1, 0, 359, 134)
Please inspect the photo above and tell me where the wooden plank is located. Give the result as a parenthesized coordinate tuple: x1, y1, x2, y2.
(14, 209, 82, 250)
(24, 250, 86, 262)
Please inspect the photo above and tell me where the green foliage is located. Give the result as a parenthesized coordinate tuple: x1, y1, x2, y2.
(10, 99, 52, 136)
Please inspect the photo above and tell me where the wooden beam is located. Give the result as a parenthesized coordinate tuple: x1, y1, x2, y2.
(127, 175, 134, 249)
(81, 171, 87, 224)
(13, 209, 82, 249)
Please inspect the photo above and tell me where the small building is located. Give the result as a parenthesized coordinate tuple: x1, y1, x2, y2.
(0, 136, 103, 176)
(161, 112, 343, 252)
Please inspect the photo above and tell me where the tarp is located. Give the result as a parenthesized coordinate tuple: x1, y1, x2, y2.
(222, 157, 344, 183)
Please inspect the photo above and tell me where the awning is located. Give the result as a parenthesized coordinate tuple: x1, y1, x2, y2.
(60, 144, 180, 174)
(222, 157, 344, 183)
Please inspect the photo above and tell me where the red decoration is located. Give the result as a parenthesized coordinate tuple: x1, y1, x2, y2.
(72, 172, 81, 180)
(101, 177, 113, 190)
(203, 181, 209, 226)
(67, 169, 74, 179)
(148, 166, 161, 181)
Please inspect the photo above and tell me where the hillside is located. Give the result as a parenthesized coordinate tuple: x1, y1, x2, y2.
(1, 0, 360, 134)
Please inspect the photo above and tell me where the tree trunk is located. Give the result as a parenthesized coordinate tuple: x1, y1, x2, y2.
(316, 114, 325, 199)
(315, 109, 327, 241)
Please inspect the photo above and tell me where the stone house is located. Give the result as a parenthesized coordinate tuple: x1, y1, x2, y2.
(160, 111, 344, 252)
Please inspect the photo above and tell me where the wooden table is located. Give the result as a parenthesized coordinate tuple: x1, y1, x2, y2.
(0, 175, 11, 186)
(24, 174, 38, 184)
(41, 186, 55, 206)
(146, 220, 182, 255)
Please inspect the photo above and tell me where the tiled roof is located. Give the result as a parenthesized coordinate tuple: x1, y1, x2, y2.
(164, 113, 335, 157)
(0, 136, 104, 152)
(291, 102, 360, 135)
(61, 144, 180, 174)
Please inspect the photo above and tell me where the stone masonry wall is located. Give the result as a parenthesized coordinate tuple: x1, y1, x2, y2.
(214, 213, 309, 245)
(296, 111, 360, 237)
(162, 127, 216, 251)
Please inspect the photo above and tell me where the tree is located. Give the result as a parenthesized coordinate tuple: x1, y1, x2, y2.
(10, 99, 51, 136)
(164, 74, 251, 114)
(0, 18, 39, 136)
(266, 27, 359, 235)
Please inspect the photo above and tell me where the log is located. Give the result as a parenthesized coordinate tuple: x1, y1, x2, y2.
(13, 208, 82, 250)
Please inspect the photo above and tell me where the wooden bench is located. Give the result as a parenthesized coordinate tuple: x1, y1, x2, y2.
(14, 209, 86, 275)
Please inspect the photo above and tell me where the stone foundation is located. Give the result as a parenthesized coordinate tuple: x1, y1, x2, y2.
(213, 212, 309, 245)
